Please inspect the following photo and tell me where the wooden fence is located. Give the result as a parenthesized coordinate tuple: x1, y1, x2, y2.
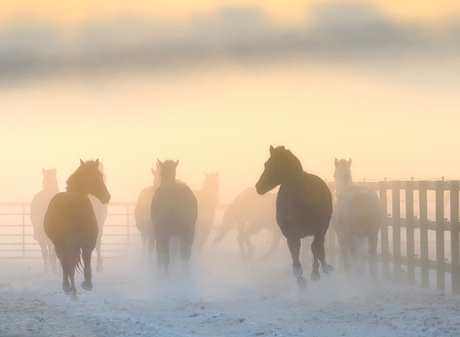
(1, 179, 459, 293)
(325, 179, 460, 294)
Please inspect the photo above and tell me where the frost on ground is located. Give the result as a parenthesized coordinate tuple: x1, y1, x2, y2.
(1, 245, 459, 337)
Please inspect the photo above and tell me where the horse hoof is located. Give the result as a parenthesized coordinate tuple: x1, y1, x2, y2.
(96, 264, 103, 273)
(297, 277, 308, 288)
(293, 267, 303, 278)
(81, 281, 93, 291)
(64, 287, 75, 296)
(323, 264, 333, 273)
(311, 271, 320, 282)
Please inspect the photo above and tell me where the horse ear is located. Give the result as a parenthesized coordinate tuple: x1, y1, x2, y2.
(80, 159, 84, 166)
(42, 168, 46, 175)
(157, 159, 163, 169)
(95, 159, 100, 166)
(269, 145, 275, 154)
(151, 168, 157, 176)
(53, 167, 57, 174)
(334, 158, 339, 167)
(174, 160, 179, 168)
(348, 158, 352, 167)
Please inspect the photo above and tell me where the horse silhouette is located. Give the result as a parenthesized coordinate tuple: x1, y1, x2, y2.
(150, 160, 197, 276)
(44, 159, 110, 299)
(88, 162, 108, 272)
(214, 187, 282, 261)
(193, 172, 219, 254)
(135, 162, 161, 261)
(256, 146, 333, 288)
(333, 158, 380, 276)
(135, 162, 185, 262)
(30, 168, 59, 274)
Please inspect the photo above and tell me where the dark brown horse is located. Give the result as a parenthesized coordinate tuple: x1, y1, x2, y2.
(44, 160, 110, 299)
(193, 172, 219, 254)
(150, 160, 197, 276)
(214, 187, 282, 261)
(30, 168, 59, 274)
(255, 146, 333, 288)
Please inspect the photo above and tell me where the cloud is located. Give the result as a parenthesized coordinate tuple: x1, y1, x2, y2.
(0, 2, 458, 86)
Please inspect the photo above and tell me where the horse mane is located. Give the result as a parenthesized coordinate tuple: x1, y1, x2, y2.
(273, 146, 303, 173)
(66, 160, 98, 191)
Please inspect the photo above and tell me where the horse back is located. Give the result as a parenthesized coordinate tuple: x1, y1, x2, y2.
(44, 191, 98, 246)
(277, 173, 332, 238)
(336, 185, 380, 236)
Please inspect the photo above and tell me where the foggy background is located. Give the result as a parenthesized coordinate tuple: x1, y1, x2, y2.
(1, 0, 460, 203)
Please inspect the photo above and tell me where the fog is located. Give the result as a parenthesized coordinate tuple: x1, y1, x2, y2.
(1, 1, 460, 204)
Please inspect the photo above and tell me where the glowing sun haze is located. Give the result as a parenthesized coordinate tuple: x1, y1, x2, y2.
(1, 1, 460, 203)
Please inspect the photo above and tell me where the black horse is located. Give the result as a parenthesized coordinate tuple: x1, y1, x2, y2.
(44, 160, 111, 299)
(255, 146, 333, 287)
(150, 160, 197, 276)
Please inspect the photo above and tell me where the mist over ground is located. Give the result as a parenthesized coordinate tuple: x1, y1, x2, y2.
(1, 239, 460, 336)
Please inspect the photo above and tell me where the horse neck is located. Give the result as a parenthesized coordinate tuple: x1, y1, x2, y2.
(66, 177, 89, 196)
(335, 177, 353, 195)
(43, 180, 59, 194)
(160, 175, 175, 185)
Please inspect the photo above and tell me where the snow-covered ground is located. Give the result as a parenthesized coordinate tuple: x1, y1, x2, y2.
(1, 243, 459, 337)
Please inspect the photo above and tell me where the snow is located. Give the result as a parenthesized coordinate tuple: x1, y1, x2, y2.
(1, 245, 460, 337)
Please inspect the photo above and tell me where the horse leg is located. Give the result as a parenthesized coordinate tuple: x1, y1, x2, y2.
(236, 221, 247, 261)
(96, 232, 103, 273)
(37, 239, 49, 273)
(261, 231, 282, 261)
(60, 258, 76, 296)
(244, 225, 263, 261)
(156, 236, 170, 275)
(367, 233, 378, 278)
(311, 233, 333, 282)
(337, 234, 351, 274)
(81, 246, 94, 291)
(47, 241, 58, 275)
(180, 232, 194, 276)
(287, 237, 307, 287)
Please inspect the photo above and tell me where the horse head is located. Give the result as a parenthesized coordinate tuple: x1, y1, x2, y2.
(256, 145, 303, 195)
(157, 159, 179, 185)
(67, 159, 111, 204)
(42, 167, 59, 194)
(334, 158, 353, 194)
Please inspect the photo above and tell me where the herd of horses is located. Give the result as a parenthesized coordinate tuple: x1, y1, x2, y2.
(30, 146, 381, 299)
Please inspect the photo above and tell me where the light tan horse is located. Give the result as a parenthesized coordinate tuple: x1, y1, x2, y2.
(30, 168, 59, 274)
(214, 187, 282, 261)
(88, 162, 108, 272)
(333, 158, 380, 277)
(193, 172, 219, 254)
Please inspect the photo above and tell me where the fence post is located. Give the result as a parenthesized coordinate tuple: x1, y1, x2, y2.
(379, 180, 389, 279)
(406, 180, 415, 285)
(436, 180, 445, 291)
(451, 181, 460, 294)
(392, 181, 401, 282)
(126, 204, 131, 253)
(419, 181, 429, 288)
(22, 204, 26, 258)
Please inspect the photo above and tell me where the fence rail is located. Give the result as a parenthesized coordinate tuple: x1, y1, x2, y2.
(1, 179, 459, 293)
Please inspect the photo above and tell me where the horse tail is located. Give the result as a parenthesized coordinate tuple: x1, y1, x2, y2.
(213, 203, 236, 244)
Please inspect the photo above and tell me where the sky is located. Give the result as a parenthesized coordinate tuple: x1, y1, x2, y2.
(1, 0, 460, 203)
